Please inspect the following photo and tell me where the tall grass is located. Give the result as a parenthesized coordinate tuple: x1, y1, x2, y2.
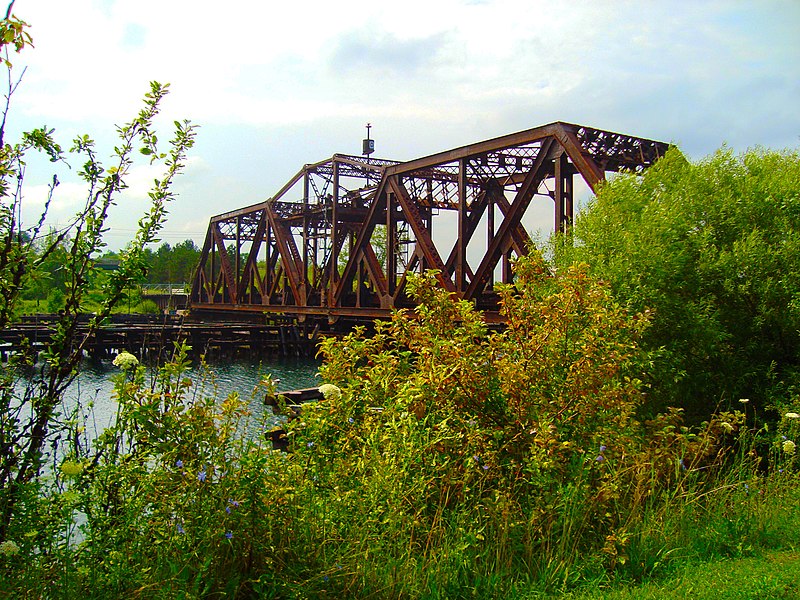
(2, 255, 799, 598)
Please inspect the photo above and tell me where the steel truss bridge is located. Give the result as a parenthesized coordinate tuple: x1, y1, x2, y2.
(190, 122, 669, 325)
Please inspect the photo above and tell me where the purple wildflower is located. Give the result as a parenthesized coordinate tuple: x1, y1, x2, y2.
(307, 441, 314, 448)
(482, 465, 489, 470)
(176, 523, 185, 534)
(599, 445, 607, 453)
(176, 459, 184, 468)
(225, 531, 233, 540)
(198, 469, 207, 483)
(596, 455, 605, 462)
(348, 417, 354, 423)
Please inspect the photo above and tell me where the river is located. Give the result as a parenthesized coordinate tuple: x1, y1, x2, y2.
(51, 356, 322, 437)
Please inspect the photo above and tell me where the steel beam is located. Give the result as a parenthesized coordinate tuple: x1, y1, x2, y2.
(191, 123, 670, 323)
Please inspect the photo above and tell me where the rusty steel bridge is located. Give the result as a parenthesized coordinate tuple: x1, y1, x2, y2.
(189, 122, 669, 326)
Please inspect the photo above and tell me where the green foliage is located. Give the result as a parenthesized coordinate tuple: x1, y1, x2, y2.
(0, 8, 32, 70)
(2, 254, 799, 597)
(295, 255, 797, 594)
(1, 345, 279, 597)
(140, 239, 201, 284)
(0, 9, 197, 548)
(554, 147, 800, 418)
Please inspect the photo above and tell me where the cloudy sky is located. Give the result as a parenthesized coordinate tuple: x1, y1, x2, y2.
(7, 0, 800, 250)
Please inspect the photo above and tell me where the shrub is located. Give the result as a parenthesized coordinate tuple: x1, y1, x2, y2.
(295, 253, 739, 592)
(554, 147, 800, 418)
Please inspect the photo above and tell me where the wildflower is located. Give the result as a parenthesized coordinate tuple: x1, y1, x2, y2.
(785, 412, 800, 419)
(739, 398, 750, 404)
(348, 417, 354, 424)
(594, 444, 607, 462)
(198, 469, 207, 482)
(176, 523, 185, 535)
(318, 383, 342, 401)
(323, 575, 329, 583)
(175, 459, 184, 468)
(307, 441, 314, 448)
(721, 422, 734, 433)
(225, 531, 233, 540)
(482, 465, 489, 470)
(679, 458, 687, 471)
(783, 440, 796, 455)
(473, 455, 480, 462)
(0, 540, 20, 556)
(112, 351, 139, 370)
(60, 460, 84, 477)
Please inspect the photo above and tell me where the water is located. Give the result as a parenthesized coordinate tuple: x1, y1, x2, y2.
(56, 356, 321, 435)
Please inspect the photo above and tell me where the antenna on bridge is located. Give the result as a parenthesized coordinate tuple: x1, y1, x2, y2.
(362, 123, 375, 156)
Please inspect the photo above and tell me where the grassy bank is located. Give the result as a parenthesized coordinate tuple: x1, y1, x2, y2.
(555, 550, 800, 600)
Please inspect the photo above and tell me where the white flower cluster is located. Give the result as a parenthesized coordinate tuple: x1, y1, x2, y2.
(0, 540, 20, 556)
(112, 351, 139, 370)
(318, 383, 342, 401)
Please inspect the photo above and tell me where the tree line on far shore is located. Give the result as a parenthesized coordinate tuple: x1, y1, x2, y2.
(17, 237, 201, 314)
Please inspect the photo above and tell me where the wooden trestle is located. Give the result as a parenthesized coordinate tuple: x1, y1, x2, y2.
(0, 314, 318, 361)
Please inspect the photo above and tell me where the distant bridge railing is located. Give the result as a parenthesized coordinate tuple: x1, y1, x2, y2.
(141, 284, 190, 295)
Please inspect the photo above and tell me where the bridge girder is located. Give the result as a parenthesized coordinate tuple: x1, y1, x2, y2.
(190, 122, 669, 322)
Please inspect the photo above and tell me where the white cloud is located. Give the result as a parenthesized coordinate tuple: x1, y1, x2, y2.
(6, 0, 799, 250)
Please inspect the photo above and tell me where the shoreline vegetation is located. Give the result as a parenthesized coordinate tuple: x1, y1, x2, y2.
(2, 250, 799, 598)
(2, 10, 800, 599)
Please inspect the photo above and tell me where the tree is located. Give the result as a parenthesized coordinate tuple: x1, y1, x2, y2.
(0, 6, 196, 539)
(554, 147, 800, 418)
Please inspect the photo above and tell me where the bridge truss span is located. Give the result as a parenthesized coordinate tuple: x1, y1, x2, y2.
(190, 122, 669, 323)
